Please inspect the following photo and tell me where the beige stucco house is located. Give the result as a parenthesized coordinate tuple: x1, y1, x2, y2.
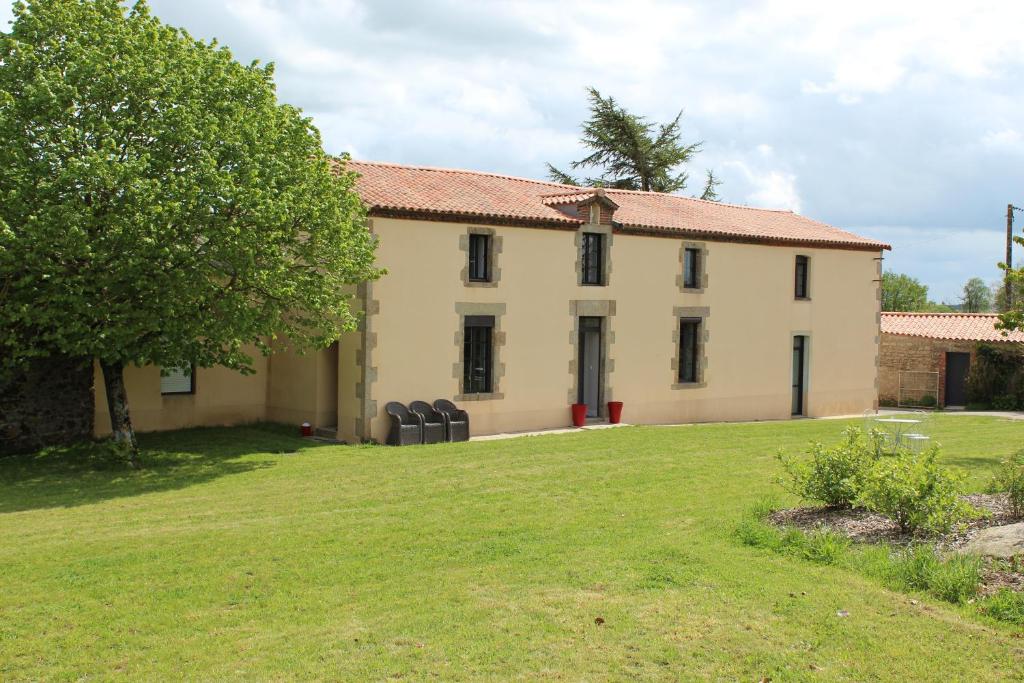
(94, 160, 889, 443)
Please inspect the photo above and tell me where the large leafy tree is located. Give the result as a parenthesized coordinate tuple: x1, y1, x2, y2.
(0, 0, 381, 463)
(959, 277, 993, 312)
(881, 272, 929, 311)
(547, 87, 719, 198)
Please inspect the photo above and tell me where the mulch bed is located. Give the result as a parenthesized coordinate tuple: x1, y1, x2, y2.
(767, 493, 1024, 596)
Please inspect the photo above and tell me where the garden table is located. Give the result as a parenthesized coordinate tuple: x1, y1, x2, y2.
(873, 418, 921, 448)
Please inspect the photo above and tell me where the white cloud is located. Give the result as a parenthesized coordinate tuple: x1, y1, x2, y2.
(723, 160, 802, 212)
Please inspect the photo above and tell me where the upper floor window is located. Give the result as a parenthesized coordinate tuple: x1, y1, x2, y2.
(683, 247, 701, 289)
(581, 232, 604, 285)
(678, 318, 701, 383)
(468, 233, 490, 282)
(160, 365, 194, 395)
(463, 315, 494, 394)
(795, 255, 809, 299)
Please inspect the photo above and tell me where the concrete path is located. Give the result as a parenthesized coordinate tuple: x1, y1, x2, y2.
(470, 409, 1024, 442)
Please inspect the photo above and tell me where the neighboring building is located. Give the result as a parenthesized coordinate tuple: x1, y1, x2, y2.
(879, 312, 1024, 407)
(94, 160, 889, 443)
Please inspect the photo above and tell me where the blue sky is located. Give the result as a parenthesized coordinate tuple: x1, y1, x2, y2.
(4, 0, 1023, 302)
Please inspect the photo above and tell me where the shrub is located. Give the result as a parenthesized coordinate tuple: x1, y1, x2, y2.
(979, 589, 1024, 625)
(856, 448, 980, 534)
(988, 450, 1024, 517)
(919, 394, 937, 407)
(888, 545, 981, 603)
(776, 427, 883, 508)
(993, 395, 1019, 411)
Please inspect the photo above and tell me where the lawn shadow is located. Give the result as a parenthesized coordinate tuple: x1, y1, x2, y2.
(0, 422, 332, 514)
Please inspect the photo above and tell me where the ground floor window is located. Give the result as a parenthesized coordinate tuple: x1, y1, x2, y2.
(463, 315, 494, 393)
(160, 365, 195, 395)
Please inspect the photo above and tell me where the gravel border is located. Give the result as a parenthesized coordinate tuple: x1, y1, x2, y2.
(767, 493, 1023, 595)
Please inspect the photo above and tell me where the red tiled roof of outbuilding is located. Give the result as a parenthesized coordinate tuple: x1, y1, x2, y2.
(344, 159, 890, 251)
(881, 312, 1024, 343)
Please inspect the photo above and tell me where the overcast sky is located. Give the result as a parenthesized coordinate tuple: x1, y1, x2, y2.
(5, 1, 1024, 302)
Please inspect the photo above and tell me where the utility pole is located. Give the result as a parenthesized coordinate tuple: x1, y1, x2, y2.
(1009, 204, 1023, 308)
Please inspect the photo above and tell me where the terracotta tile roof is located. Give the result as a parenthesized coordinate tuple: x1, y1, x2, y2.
(881, 312, 1024, 343)
(345, 159, 890, 251)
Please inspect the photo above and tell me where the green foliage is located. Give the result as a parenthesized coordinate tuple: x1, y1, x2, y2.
(547, 87, 712, 194)
(699, 169, 721, 202)
(0, 0, 381, 376)
(919, 395, 937, 407)
(776, 427, 883, 508)
(998, 230, 1024, 329)
(888, 545, 981, 604)
(979, 589, 1024, 625)
(856, 448, 980, 534)
(960, 277, 993, 313)
(988, 450, 1024, 516)
(882, 272, 929, 311)
(966, 343, 1024, 409)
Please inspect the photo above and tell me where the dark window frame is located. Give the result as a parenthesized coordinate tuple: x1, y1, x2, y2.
(463, 315, 494, 394)
(468, 233, 490, 282)
(678, 318, 701, 384)
(683, 247, 701, 289)
(581, 232, 604, 286)
(160, 364, 196, 396)
(795, 255, 810, 299)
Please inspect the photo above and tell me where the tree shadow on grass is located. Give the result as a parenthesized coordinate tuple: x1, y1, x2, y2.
(0, 422, 333, 514)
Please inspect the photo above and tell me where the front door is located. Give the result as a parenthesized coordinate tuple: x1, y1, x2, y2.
(945, 352, 970, 406)
(578, 317, 603, 418)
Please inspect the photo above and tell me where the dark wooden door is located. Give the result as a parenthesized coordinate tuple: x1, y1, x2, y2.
(792, 335, 807, 416)
(945, 352, 970, 406)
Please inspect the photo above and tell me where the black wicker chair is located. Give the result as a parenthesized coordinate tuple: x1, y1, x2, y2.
(409, 400, 446, 444)
(385, 401, 423, 446)
(433, 399, 470, 442)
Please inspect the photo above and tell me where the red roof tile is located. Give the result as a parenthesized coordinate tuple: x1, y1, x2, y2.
(345, 160, 889, 251)
(881, 312, 1024, 343)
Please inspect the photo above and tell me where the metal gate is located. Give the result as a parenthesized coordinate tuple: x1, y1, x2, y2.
(898, 370, 940, 408)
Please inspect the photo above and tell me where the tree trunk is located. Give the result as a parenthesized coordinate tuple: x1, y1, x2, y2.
(100, 360, 139, 467)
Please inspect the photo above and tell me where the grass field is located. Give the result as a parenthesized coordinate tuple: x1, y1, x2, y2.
(2, 415, 1023, 680)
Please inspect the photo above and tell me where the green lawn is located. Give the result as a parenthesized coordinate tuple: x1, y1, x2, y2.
(2, 415, 1023, 681)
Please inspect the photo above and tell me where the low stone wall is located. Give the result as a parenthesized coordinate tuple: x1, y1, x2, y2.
(878, 333, 976, 406)
(0, 356, 94, 455)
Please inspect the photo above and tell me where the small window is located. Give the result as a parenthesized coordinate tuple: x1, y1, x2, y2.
(468, 233, 490, 282)
(795, 255, 809, 299)
(678, 318, 701, 383)
(581, 232, 603, 285)
(683, 247, 701, 289)
(463, 315, 494, 393)
(160, 365, 194, 395)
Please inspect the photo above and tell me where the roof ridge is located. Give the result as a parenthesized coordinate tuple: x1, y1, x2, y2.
(346, 159, 573, 190)
(348, 159, 803, 214)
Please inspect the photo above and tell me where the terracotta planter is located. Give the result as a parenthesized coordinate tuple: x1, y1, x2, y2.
(607, 401, 624, 424)
(571, 403, 588, 427)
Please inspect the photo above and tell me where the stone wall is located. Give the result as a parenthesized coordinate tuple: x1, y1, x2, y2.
(878, 333, 976, 406)
(0, 356, 94, 455)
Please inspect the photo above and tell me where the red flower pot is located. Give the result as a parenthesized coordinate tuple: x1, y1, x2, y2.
(571, 403, 588, 427)
(608, 401, 624, 424)
(300, 421, 313, 437)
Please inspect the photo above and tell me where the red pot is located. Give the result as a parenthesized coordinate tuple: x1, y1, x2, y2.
(608, 401, 624, 424)
(300, 421, 313, 437)
(571, 403, 588, 427)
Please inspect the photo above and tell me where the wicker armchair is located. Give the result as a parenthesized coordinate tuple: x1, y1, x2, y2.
(410, 400, 446, 444)
(385, 401, 423, 446)
(433, 399, 470, 442)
